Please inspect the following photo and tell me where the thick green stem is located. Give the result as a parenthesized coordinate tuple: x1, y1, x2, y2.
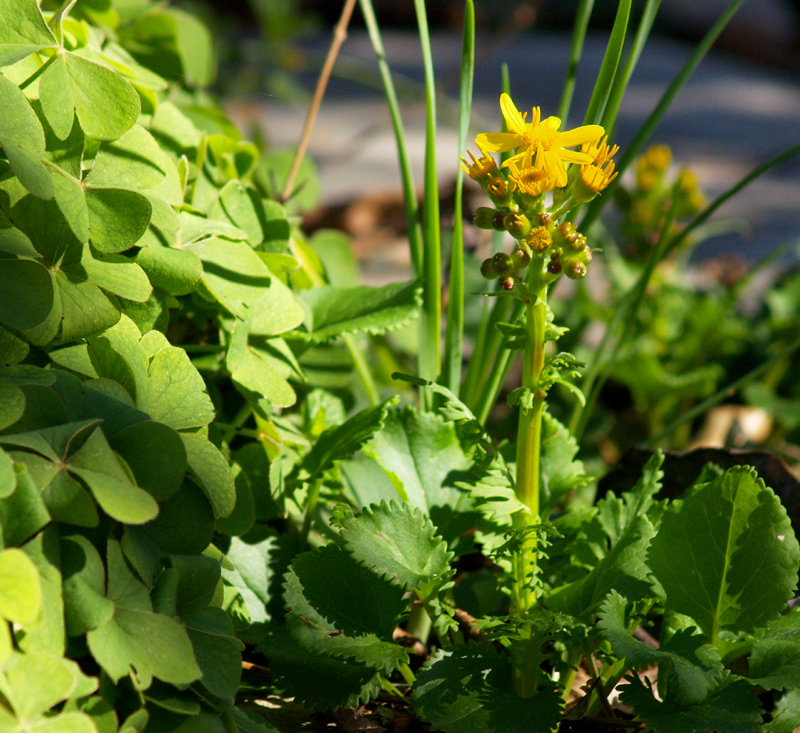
(511, 283, 548, 615)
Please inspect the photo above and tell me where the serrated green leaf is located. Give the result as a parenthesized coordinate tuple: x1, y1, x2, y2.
(748, 608, 800, 690)
(285, 545, 407, 641)
(413, 644, 562, 733)
(299, 399, 396, 485)
(293, 280, 421, 343)
(539, 411, 589, 520)
(0, 0, 56, 66)
(548, 515, 655, 618)
(337, 500, 452, 591)
(597, 451, 665, 545)
(363, 407, 480, 548)
(598, 591, 723, 706)
(259, 627, 381, 711)
(620, 675, 762, 733)
(761, 687, 800, 733)
(648, 466, 800, 641)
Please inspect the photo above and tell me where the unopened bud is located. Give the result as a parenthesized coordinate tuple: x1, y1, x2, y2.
(547, 260, 562, 275)
(503, 212, 532, 239)
(473, 207, 496, 229)
(492, 252, 514, 276)
(565, 261, 587, 280)
(511, 248, 530, 270)
(555, 222, 578, 246)
(568, 232, 588, 252)
(499, 276, 515, 291)
(480, 258, 497, 279)
(537, 212, 553, 228)
(492, 211, 507, 231)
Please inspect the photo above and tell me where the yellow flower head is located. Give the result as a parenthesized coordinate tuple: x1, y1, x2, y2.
(507, 147, 559, 197)
(579, 136, 619, 194)
(475, 93, 605, 187)
(460, 144, 497, 182)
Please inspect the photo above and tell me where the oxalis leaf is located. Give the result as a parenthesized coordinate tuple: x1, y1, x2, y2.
(290, 280, 422, 343)
(412, 643, 562, 733)
(648, 466, 800, 641)
(333, 500, 453, 592)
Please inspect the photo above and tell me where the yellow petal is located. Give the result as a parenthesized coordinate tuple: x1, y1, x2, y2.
(500, 93, 526, 134)
(476, 132, 522, 153)
(559, 149, 594, 164)
(558, 124, 605, 148)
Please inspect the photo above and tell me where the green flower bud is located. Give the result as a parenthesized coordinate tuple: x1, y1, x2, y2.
(565, 261, 587, 280)
(537, 212, 553, 229)
(492, 210, 507, 231)
(492, 252, 514, 276)
(473, 207, 497, 229)
(499, 276, 515, 291)
(568, 232, 588, 252)
(511, 248, 530, 270)
(480, 258, 497, 279)
(547, 259, 562, 275)
(503, 212, 532, 239)
(553, 221, 578, 248)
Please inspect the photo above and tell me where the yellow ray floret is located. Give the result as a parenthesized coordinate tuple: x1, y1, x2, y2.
(507, 147, 559, 197)
(579, 136, 619, 193)
(475, 93, 605, 187)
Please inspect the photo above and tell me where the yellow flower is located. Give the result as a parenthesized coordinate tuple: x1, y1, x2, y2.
(507, 147, 559, 197)
(578, 136, 619, 194)
(476, 93, 605, 187)
(460, 144, 497, 182)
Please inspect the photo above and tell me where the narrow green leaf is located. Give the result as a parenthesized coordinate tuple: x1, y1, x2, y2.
(293, 280, 422, 343)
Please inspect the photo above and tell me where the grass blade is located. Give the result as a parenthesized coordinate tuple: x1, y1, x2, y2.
(443, 0, 475, 395)
(557, 0, 596, 123)
(601, 0, 662, 133)
(580, 0, 747, 232)
(412, 0, 442, 403)
(358, 0, 423, 277)
(582, 0, 632, 126)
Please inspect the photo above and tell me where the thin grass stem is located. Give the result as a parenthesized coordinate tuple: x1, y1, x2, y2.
(358, 0, 424, 277)
(444, 0, 475, 395)
(280, 0, 358, 201)
(557, 0, 595, 123)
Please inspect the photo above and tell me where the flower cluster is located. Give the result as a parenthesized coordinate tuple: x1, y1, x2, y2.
(617, 144, 707, 259)
(461, 94, 618, 290)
